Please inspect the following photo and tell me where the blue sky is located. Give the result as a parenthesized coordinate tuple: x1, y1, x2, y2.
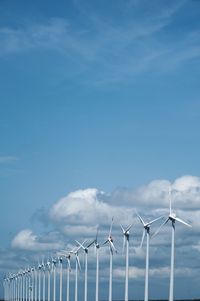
(1, 0, 200, 300)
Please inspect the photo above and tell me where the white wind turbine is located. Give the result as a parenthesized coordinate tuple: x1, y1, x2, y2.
(120, 223, 133, 301)
(103, 217, 117, 301)
(46, 259, 51, 301)
(94, 228, 100, 301)
(58, 256, 63, 301)
(65, 254, 71, 301)
(152, 187, 192, 301)
(136, 213, 163, 301)
(70, 246, 81, 301)
(41, 261, 46, 301)
(75, 239, 95, 301)
(34, 268, 37, 301)
(51, 257, 57, 301)
(57, 251, 72, 301)
(31, 268, 34, 301)
(38, 263, 42, 301)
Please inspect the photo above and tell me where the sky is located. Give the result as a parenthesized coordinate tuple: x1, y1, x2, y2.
(0, 0, 200, 300)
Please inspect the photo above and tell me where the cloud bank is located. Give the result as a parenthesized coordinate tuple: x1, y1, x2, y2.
(5, 175, 200, 299)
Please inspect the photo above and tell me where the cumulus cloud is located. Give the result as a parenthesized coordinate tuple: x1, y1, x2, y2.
(8, 174, 200, 296)
(49, 188, 134, 229)
(13, 175, 200, 253)
(11, 229, 63, 251)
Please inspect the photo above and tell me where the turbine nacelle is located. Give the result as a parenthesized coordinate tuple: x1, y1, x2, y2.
(103, 217, 117, 254)
(169, 213, 176, 220)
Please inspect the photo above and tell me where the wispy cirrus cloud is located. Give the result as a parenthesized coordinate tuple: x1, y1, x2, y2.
(0, 156, 18, 164)
(0, 0, 199, 84)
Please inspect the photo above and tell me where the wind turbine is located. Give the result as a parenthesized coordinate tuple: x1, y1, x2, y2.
(41, 261, 46, 301)
(51, 257, 57, 301)
(137, 213, 163, 301)
(152, 187, 192, 301)
(27, 268, 31, 301)
(38, 263, 42, 301)
(70, 246, 81, 301)
(75, 239, 95, 301)
(46, 259, 51, 301)
(57, 251, 71, 301)
(94, 227, 100, 301)
(103, 217, 117, 301)
(58, 256, 63, 301)
(34, 268, 37, 301)
(31, 268, 34, 301)
(120, 223, 133, 301)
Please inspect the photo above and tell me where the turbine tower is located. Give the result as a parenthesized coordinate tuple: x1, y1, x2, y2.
(137, 213, 163, 301)
(103, 217, 117, 301)
(153, 187, 191, 301)
(120, 223, 133, 301)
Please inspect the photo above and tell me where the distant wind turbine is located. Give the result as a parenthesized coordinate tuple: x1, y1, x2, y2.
(94, 227, 100, 301)
(51, 257, 57, 301)
(57, 251, 72, 301)
(103, 217, 117, 301)
(70, 246, 81, 301)
(120, 223, 133, 301)
(58, 256, 63, 301)
(38, 263, 42, 301)
(76, 239, 95, 301)
(46, 259, 51, 301)
(41, 261, 46, 301)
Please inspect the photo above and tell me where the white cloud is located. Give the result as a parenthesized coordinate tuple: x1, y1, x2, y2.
(0, 1, 200, 84)
(11, 229, 63, 251)
(49, 188, 134, 228)
(173, 175, 200, 192)
(9, 174, 199, 287)
(47, 175, 199, 242)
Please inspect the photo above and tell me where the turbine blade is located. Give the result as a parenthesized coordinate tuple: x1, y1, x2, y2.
(140, 229, 145, 248)
(76, 255, 81, 271)
(148, 215, 164, 226)
(174, 217, 192, 227)
(169, 186, 172, 215)
(75, 240, 85, 250)
(125, 223, 133, 233)
(102, 239, 109, 245)
(109, 217, 114, 236)
(87, 239, 96, 248)
(136, 213, 145, 226)
(95, 226, 99, 242)
(151, 218, 169, 238)
(109, 240, 117, 253)
(120, 224, 125, 233)
(74, 244, 82, 253)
